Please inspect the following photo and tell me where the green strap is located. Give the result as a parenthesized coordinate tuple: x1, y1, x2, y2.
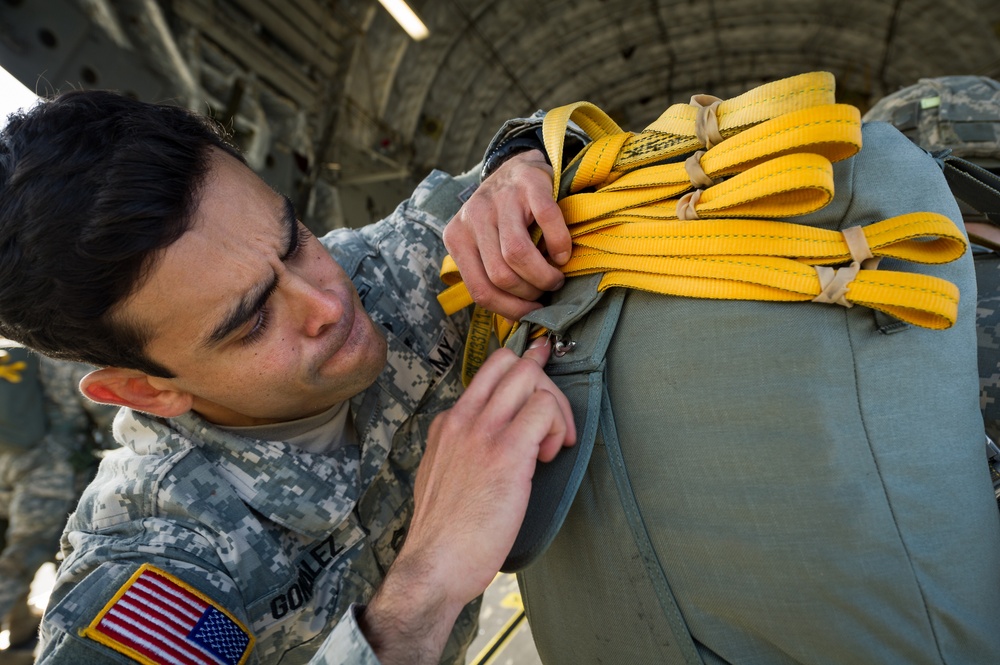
(939, 154, 1000, 223)
(599, 383, 705, 665)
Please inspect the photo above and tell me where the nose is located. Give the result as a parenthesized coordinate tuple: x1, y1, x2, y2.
(285, 271, 345, 338)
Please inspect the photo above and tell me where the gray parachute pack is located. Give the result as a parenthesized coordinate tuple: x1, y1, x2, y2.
(866, 77, 1000, 485)
(489, 75, 1000, 663)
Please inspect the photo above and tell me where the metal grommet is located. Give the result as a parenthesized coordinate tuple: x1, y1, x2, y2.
(553, 337, 576, 357)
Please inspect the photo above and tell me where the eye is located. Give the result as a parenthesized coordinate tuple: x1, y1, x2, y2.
(240, 307, 271, 346)
(287, 224, 313, 262)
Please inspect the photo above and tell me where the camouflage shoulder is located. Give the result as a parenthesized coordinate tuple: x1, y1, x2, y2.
(40, 560, 251, 665)
(864, 76, 1000, 165)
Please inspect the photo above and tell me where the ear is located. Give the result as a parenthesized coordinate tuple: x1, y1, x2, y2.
(80, 368, 194, 418)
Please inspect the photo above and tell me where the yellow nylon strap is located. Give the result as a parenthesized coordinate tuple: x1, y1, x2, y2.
(593, 256, 959, 331)
(438, 72, 965, 384)
(436, 151, 838, 315)
(565, 212, 967, 266)
(558, 212, 966, 330)
(461, 305, 495, 383)
(559, 152, 836, 231)
(570, 104, 861, 202)
(437, 211, 968, 325)
(543, 71, 837, 197)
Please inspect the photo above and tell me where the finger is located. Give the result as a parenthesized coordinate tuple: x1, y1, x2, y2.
(521, 336, 553, 367)
(445, 226, 540, 320)
(531, 195, 573, 267)
(501, 389, 572, 463)
(473, 351, 562, 431)
(520, 338, 577, 445)
(482, 357, 577, 453)
(497, 219, 565, 293)
(458, 347, 525, 405)
(480, 219, 546, 301)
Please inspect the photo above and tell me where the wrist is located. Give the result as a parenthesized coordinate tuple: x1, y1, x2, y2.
(481, 130, 550, 180)
(481, 113, 590, 182)
(359, 551, 465, 665)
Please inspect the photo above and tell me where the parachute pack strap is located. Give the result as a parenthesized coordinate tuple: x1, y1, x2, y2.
(543, 101, 624, 199)
(612, 71, 837, 176)
(560, 152, 836, 231)
(561, 214, 964, 329)
(644, 71, 836, 137)
(544, 73, 841, 198)
(438, 276, 474, 313)
(565, 213, 965, 266)
(594, 104, 861, 196)
(593, 256, 959, 330)
(461, 305, 495, 386)
(598, 382, 705, 665)
(939, 154, 1000, 222)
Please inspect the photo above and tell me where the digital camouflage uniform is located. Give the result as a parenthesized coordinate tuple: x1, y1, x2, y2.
(864, 77, 1000, 441)
(0, 356, 117, 642)
(36, 167, 479, 665)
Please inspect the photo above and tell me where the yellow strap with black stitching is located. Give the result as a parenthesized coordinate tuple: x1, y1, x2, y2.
(544, 71, 840, 193)
(438, 72, 968, 385)
(437, 151, 843, 313)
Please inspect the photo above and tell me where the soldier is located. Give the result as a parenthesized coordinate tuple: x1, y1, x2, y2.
(0, 351, 117, 661)
(0, 90, 575, 664)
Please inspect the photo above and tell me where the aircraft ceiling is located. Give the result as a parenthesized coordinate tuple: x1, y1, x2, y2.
(2, 0, 999, 229)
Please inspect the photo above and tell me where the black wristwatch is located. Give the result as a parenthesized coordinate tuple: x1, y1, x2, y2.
(480, 126, 587, 181)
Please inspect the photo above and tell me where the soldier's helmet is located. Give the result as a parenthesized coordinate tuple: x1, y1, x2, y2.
(863, 76, 1000, 170)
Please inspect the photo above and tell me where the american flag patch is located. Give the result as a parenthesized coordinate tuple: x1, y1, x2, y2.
(83, 564, 254, 665)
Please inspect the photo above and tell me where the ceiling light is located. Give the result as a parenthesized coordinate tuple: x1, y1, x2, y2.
(376, 0, 430, 41)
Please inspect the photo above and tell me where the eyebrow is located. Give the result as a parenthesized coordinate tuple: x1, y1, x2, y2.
(201, 196, 299, 348)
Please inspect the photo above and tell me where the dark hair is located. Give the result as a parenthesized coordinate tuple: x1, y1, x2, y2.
(0, 90, 243, 377)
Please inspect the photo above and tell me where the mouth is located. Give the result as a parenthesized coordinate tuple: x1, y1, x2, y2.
(314, 290, 360, 373)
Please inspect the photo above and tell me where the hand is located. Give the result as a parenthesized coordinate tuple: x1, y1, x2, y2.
(359, 338, 575, 664)
(443, 150, 572, 321)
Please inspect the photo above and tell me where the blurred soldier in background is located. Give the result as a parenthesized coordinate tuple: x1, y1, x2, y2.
(864, 75, 1000, 494)
(0, 343, 117, 661)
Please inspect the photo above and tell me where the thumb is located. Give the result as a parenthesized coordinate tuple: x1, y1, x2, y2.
(522, 336, 552, 367)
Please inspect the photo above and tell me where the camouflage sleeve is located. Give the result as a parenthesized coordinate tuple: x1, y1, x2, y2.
(37, 558, 258, 665)
(307, 604, 381, 665)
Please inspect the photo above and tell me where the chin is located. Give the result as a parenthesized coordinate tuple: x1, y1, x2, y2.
(320, 325, 387, 396)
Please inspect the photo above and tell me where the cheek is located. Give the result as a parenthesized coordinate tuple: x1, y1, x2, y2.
(232, 342, 298, 391)
(306, 241, 350, 287)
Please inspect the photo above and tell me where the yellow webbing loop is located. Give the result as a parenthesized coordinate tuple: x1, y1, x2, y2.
(559, 213, 966, 332)
(559, 152, 837, 232)
(437, 72, 967, 385)
(439, 151, 841, 313)
(544, 71, 838, 197)
(557, 213, 965, 331)
(561, 104, 861, 203)
(564, 213, 967, 267)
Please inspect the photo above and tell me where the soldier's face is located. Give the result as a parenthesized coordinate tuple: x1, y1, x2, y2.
(118, 149, 388, 426)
